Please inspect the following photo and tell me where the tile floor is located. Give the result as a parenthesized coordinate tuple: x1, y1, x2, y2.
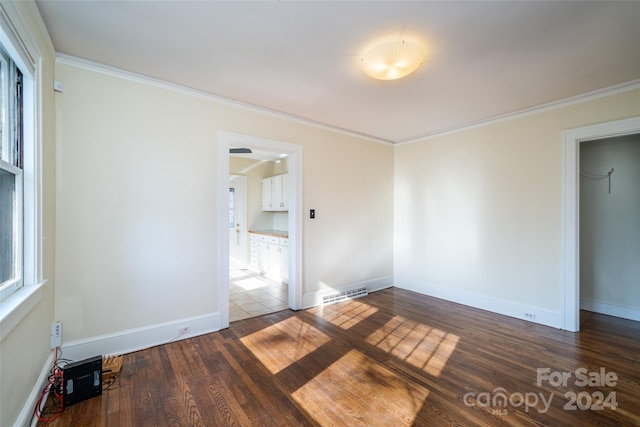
(229, 267, 289, 322)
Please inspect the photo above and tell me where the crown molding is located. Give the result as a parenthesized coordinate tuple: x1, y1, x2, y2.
(56, 54, 639, 147)
(55, 54, 394, 146)
(396, 79, 640, 145)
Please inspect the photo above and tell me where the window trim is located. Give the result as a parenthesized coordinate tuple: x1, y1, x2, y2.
(0, 4, 45, 341)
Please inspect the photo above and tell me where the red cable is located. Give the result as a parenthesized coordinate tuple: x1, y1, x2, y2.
(34, 347, 64, 422)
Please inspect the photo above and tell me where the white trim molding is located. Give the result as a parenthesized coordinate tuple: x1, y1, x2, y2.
(219, 132, 303, 328)
(398, 80, 640, 145)
(395, 277, 563, 329)
(60, 313, 221, 362)
(19, 352, 55, 427)
(562, 116, 640, 332)
(0, 281, 45, 342)
(56, 54, 392, 145)
(0, 2, 37, 74)
(580, 299, 640, 323)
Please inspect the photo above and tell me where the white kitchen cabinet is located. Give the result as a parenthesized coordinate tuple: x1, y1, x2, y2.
(261, 178, 272, 211)
(274, 174, 288, 210)
(258, 236, 270, 274)
(278, 238, 289, 284)
(261, 174, 288, 211)
(248, 232, 288, 283)
(249, 233, 260, 271)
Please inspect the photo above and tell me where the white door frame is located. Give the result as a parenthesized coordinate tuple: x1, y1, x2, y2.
(562, 116, 640, 332)
(218, 131, 303, 329)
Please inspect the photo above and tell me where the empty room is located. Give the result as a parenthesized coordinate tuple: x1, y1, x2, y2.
(0, 1, 639, 426)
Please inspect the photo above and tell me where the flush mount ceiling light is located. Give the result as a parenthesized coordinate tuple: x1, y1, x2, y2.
(360, 40, 425, 81)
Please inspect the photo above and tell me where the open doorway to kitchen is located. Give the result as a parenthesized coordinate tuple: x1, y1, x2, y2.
(229, 150, 289, 321)
(219, 132, 302, 328)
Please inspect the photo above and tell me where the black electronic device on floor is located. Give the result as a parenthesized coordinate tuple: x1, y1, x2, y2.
(62, 355, 102, 408)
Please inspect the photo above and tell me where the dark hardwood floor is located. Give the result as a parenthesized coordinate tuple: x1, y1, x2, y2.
(39, 288, 640, 426)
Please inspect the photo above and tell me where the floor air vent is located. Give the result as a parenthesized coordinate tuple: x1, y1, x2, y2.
(322, 287, 368, 305)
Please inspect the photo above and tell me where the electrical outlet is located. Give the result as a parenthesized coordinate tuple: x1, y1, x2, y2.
(524, 312, 536, 320)
(178, 326, 190, 336)
(51, 321, 62, 348)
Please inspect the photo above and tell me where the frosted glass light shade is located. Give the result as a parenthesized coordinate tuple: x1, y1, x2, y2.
(361, 40, 425, 80)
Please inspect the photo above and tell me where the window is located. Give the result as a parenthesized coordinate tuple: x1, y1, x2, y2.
(229, 187, 236, 228)
(0, 43, 24, 302)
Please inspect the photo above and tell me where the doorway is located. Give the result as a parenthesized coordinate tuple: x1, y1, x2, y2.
(562, 116, 640, 332)
(229, 151, 288, 321)
(218, 132, 303, 329)
(579, 134, 640, 322)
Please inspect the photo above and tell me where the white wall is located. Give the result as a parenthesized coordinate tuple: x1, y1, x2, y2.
(54, 59, 394, 350)
(55, 63, 220, 341)
(394, 87, 640, 327)
(580, 134, 640, 317)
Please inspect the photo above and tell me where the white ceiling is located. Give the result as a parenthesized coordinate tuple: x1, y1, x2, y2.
(36, 1, 640, 144)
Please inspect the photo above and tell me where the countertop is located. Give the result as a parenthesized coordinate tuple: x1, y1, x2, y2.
(249, 229, 288, 238)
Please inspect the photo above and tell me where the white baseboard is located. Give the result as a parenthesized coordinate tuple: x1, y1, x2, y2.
(60, 312, 222, 362)
(302, 276, 394, 309)
(395, 277, 563, 329)
(580, 299, 640, 322)
(12, 351, 54, 427)
(15, 313, 219, 426)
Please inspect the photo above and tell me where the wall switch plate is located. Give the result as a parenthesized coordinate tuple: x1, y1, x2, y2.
(310, 209, 315, 219)
(51, 321, 62, 348)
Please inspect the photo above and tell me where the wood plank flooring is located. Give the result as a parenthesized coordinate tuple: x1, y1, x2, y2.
(39, 288, 640, 426)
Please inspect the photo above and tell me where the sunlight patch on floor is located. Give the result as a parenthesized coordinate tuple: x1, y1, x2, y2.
(230, 269, 251, 279)
(292, 349, 429, 426)
(235, 277, 270, 291)
(309, 300, 379, 330)
(366, 315, 459, 377)
(240, 317, 330, 374)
